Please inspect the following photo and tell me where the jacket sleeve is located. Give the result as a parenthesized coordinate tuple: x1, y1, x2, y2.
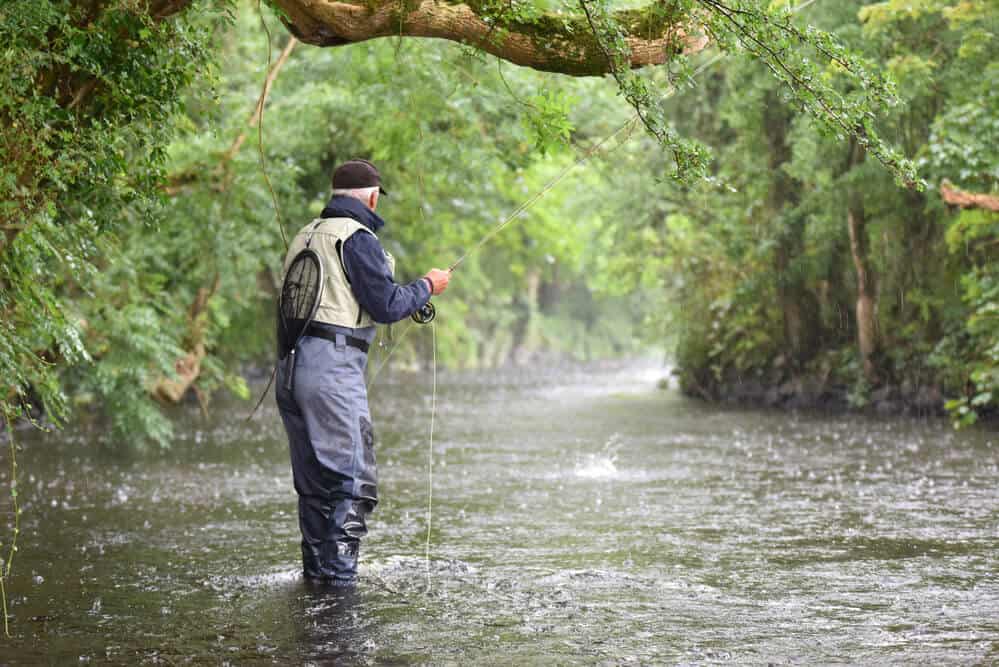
(342, 231, 432, 324)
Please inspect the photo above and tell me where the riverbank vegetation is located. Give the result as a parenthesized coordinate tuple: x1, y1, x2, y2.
(1, 0, 997, 446)
(612, 1, 999, 425)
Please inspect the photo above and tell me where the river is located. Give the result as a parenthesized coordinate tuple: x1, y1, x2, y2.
(1, 361, 997, 664)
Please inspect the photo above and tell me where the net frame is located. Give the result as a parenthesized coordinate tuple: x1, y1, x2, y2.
(278, 247, 325, 360)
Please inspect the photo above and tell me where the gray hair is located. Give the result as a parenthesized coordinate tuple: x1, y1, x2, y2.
(332, 186, 379, 203)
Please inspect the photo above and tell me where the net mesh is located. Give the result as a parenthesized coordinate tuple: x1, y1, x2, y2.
(277, 249, 323, 359)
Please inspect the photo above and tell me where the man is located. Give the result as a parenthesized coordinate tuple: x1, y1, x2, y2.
(275, 159, 450, 585)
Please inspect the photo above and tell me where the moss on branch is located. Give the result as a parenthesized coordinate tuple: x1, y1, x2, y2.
(272, 0, 705, 76)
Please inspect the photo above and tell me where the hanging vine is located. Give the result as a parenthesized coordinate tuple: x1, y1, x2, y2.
(576, 0, 920, 187)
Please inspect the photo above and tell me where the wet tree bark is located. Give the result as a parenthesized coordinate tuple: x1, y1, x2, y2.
(845, 141, 880, 384)
(271, 0, 708, 76)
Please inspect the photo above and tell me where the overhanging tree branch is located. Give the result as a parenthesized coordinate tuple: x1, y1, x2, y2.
(271, 0, 708, 76)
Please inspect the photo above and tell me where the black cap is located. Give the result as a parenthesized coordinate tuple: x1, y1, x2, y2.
(331, 158, 387, 195)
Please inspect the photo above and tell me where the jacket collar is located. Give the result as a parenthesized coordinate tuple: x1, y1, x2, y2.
(319, 195, 385, 233)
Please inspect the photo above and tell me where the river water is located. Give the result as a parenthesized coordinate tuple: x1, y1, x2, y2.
(1, 361, 997, 664)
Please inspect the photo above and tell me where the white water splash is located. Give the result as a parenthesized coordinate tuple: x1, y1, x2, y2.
(574, 454, 619, 479)
(574, 434, 624, 479)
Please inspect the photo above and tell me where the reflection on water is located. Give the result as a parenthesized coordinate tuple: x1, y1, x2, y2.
(1, 360, 998, 664)
(290, 582, 365, 664)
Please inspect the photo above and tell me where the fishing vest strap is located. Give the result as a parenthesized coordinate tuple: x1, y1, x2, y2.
(304, 324, 370, 354)
(283, 217, 394, 329)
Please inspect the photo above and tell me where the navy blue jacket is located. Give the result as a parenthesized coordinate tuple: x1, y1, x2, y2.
(319, 195, 431, 324)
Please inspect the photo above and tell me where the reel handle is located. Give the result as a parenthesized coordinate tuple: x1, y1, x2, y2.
(411, 301, 436, 324)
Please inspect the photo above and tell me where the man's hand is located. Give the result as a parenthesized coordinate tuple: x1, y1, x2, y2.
(424, 268, 451, 295)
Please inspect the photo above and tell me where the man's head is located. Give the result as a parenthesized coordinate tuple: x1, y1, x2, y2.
(331, 159, 387, 211)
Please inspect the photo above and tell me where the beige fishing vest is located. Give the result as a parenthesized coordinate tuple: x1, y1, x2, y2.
(282, 217, 395, 329)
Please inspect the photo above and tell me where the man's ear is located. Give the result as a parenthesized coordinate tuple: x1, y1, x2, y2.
(369, 191, 379, 211)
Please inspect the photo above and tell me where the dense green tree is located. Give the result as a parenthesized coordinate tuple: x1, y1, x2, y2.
(0, 0, 943, 444)
(1, 0, 228, 431)
(588, 0, 999, 423)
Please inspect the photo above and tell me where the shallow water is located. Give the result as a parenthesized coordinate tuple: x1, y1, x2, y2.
(2, 361, 997, 664)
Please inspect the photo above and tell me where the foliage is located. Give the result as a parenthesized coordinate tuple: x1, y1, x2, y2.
(0, 0, 231, 441)
(586, 0, 999, 425)
(942, 206, 999, 426)
(1, 4, 642, 445)
(3, 0, 999, 447)
(573, 0, 918, 185)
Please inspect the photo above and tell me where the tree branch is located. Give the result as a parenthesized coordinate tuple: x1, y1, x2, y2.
(150, 0, 197, 20)
(941, 180, 999, 213)
(272, 0, 708, 76)
(164, 37, 298, 195)
(223, 36, 298, 162)
(150, 273, 221, 405)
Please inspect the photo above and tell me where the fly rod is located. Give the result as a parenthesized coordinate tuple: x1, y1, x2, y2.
(443, 0, 823, 273)
(444, 54, 726, 274)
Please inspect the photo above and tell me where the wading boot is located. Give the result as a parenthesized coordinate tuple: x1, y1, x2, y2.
(326, 539, 359, 586)
(322, 498, 373, 584)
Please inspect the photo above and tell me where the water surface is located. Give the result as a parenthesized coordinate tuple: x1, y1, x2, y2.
(2, 361, 997, 664)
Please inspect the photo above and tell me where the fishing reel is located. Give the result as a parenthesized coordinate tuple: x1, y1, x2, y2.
(411, 301, 436, 324)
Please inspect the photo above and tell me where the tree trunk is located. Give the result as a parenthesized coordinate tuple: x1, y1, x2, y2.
(845, 143, 879, 384)
(848, 206, 879, 383)
(151, 274, 220, 404)
(509, 268, 541, 365)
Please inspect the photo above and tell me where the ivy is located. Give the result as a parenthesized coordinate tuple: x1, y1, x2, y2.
(0, 1, 232, 440)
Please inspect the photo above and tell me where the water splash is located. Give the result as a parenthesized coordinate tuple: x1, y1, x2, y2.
(574, 454, 619, 479)
(575, 434, 623, 479)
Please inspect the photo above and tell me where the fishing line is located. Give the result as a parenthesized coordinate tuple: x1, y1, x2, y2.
(403, 1, 824, 587)
(424, 319, 438, 591)
(366, 319, 437, 590)
(446, 0, 822, 271)
(447, 116, 638, 273)
(366, 320, 417, 390)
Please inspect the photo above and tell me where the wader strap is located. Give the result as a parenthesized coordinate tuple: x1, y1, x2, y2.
(305, 220, 323, 249)
(304, 324, 370, 354)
